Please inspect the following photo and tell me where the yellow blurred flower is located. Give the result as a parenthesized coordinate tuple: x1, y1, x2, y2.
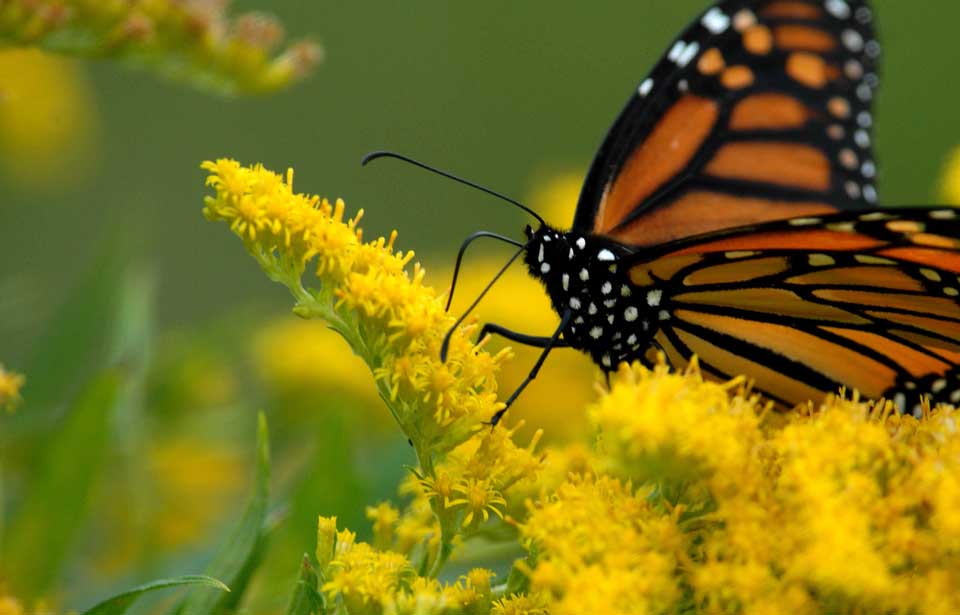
(0, 0, 320, 95)
(0, 364, 25, 412)
(0, 594, 22, 615)
(252, 316, 381, 411)
(148, 438, 246, 549)
(0, 48, 98, 190)
(940, 145, 960, 204)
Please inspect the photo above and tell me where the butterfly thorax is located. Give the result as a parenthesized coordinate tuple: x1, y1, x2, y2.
(524, 225, 658, 370)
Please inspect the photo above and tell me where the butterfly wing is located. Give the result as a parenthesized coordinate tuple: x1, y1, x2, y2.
(625, 208, 960, 412)
(573, 0, 880, 248)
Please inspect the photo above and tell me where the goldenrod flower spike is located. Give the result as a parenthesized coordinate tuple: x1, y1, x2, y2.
(0, 0, 321, 95)
(0, 364, 25, 413)
(204, 158, 545, 576)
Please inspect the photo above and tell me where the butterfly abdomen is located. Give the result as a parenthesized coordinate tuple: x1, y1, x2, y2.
(525, 226, 659, 369)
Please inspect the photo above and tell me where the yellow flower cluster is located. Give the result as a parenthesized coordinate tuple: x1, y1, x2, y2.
(518, 361, 960, 615)
(316, 516, 501, 615)
(0, 364, 25, 412)
(203, 159, 544, 574)
(0, 0, 320, 94)
(202, 159, 511, 462)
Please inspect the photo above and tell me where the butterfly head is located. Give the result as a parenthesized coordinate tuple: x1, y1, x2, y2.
(524, 225, 656, 370)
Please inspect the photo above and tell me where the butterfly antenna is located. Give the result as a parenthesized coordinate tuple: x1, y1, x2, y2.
(447, 231, 525, 311)
(362, 150, 547, 226)
(440, 245, 526, 363)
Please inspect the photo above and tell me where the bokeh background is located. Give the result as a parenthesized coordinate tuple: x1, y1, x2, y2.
(2, 0, 959, 611)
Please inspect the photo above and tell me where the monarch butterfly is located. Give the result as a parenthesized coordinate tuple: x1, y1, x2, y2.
(369, 0, 960, 424)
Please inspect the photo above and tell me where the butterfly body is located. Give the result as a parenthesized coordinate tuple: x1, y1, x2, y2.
(524, 225, 657, 369)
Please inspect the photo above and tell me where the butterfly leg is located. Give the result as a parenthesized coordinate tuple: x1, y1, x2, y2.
(478, 322, 570, 348)
(488, 308, 573, 426)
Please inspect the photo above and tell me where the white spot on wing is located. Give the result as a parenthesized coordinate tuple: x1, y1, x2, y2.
(668, 40, 686, 62)
(842, 29, 864, 52)
(677, 41, 700, 68)
(624, 306, 639, 322)
(825, 0, 851, 19)
(562, 273, 569, 291)
(579, 268, 589, 281)
(597, 249, 616, 262)
(702, 7, 731, 33)
(638, 78, 654, 97)
(590, 326, 604, 339)
(646, 289, 662, 307)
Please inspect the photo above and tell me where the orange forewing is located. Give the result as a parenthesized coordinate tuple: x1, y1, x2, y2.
(596, 95, 718, 234)
(607, 191, 836, 247)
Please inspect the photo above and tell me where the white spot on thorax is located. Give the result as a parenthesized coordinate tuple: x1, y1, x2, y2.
(537, 244, 544, 262)
(562, 273, 569, 291)
(601, 282, 612, 294)
(579, 268, 589, 281)
(590, 326, 604, 339)
(588, 303, 598, 315)
(569, 297, 581, 309)
(540, 262, 551, 274)
(576, 237, 586, 249)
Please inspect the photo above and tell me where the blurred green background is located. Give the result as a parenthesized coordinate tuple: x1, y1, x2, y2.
(1, 0, 959, 611)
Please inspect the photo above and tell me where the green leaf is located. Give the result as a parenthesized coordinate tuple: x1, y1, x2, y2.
(1, 369, 122, 597)
(176, 412, 271, 615)
(285, 554, 324, 615)
(80, 575, 229, 615)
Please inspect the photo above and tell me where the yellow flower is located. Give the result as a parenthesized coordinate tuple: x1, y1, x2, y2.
(520, 474, 683, 614)
(147, 438, 246, 549)
(252, 316, 381, 411)
(0, 594, 23, 615)
(940, 145, 960, 204)
(0, 0, 320, 95)
(0, 365, 25, 412)
(591, 358, 764, 496)
(316, 515, 338, 569)
(316, 516, 498, 615)
(491, 593, 550, 615)
(322, 540, 414, 613)
(366, 502, 400, 550)
(0, 49, 98, 190)
(447, 478, 507, 527)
